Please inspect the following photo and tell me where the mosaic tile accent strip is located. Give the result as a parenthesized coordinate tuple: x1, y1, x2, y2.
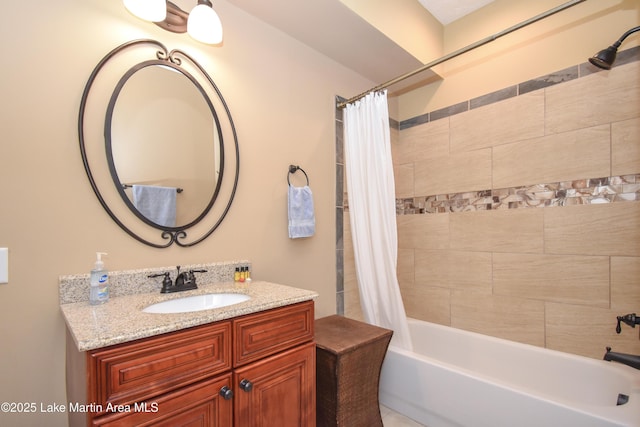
(396, 175, 640, 215)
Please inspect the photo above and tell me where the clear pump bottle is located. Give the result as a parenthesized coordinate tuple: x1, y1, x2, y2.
(90, 252, 109, 305)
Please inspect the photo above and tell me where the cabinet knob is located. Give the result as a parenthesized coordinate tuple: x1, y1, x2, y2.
(219, 386, 234, 400)
(239, 379, 253, 392)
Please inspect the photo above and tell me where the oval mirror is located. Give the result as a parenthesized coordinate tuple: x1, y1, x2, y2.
(107, 62, 222, 229)
(79, 40, 239, 247)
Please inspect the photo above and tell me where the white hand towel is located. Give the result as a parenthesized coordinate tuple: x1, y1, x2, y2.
(288, 185, 315, 238)
(132, 185, 177, 228)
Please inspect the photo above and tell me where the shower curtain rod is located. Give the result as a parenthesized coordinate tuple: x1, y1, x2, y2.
(337, 0, 587, 109)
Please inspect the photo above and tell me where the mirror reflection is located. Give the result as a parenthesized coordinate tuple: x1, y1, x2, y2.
(109, 65, 221, 228)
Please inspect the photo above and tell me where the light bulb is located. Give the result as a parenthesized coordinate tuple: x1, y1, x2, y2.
(123, 0, 167, 22)
(187, 2, 223, 44)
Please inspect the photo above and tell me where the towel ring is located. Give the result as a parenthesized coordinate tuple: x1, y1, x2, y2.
(287, 165, 309, 186)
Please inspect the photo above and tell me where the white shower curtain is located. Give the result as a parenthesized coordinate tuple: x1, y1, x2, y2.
(343, 90, 412, 350)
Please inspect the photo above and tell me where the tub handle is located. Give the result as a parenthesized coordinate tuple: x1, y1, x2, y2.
(616, 313, 638, 333)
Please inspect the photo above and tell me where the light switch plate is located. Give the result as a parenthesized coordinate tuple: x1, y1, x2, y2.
(0, 248, 8, 284)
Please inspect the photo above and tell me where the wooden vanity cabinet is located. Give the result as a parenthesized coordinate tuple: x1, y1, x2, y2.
(67, 300, 315, 427)
(232, 302, 316, 427)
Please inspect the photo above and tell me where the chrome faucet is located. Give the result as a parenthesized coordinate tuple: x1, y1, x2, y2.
(148, 266, 207, 293)
(604, 347, 640, 371)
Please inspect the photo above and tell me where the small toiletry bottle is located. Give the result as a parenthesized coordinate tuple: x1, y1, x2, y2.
(234, 267, 240, 283)
(90, 252, 109, 305)
(239, 266, 246, 282)
(245, 266, 252, 284)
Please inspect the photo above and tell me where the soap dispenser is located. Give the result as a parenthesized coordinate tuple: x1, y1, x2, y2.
(89, 252, 109, 305)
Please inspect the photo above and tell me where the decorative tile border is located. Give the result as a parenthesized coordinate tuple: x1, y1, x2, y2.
(396, 175, 640, 215)
(335, 96, 346, 315)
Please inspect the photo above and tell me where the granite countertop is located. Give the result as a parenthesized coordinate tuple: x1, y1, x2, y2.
(61, 281, 318, 352)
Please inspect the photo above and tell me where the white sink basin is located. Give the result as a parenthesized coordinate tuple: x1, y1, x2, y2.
(142, 293, 250, 314)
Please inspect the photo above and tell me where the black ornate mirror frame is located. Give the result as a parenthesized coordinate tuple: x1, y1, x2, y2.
(78, 39, 239, 248)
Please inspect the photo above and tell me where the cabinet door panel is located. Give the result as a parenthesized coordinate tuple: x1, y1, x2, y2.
(234, 342, 316, 427)
(93, 374, 232, 426)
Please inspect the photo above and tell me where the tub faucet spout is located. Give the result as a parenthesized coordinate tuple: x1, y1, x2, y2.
(603, 347, 640, 370)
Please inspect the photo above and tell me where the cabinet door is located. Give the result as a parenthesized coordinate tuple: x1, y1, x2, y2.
(233, 342, 316, 427)
(93, 374, 233, 427)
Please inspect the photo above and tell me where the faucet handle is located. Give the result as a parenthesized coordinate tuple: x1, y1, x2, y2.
(187, 269, 207, 286)
(148, 272, 173, 293)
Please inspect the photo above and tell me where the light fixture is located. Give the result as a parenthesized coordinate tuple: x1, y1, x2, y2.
(123, 0, 167, 22)
(123, 0, 223, 45)
(589, 26, 640, 70)
(188, 1, 223, 45)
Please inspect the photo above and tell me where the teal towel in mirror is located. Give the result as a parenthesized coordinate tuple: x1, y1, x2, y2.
(132, 185, 177, 228)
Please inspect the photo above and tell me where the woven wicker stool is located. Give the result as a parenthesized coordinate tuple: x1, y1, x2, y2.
(315, 315, 393, 427)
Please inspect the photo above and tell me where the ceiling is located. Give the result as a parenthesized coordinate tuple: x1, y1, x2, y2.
(418, 0, 495, 25)
(226, 0, 495, 96)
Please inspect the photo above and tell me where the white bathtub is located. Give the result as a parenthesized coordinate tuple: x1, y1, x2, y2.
(379, 318, 640, 427)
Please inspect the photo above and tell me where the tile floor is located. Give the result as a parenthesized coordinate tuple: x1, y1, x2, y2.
(381, 405, 426, 427)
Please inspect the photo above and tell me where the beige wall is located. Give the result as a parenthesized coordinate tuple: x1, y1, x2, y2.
(0, 1, 373, 425)
(397, 0, 640, 121)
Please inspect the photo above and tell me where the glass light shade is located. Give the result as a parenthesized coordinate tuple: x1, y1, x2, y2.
(123, 0, 167, 22)
(187, 3, 223, 44)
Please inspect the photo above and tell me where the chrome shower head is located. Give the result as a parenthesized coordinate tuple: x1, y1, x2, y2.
(589, 26, 640, 70)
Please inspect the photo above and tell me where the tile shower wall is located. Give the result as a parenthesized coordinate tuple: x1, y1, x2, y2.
(338, 47, 640, 360)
